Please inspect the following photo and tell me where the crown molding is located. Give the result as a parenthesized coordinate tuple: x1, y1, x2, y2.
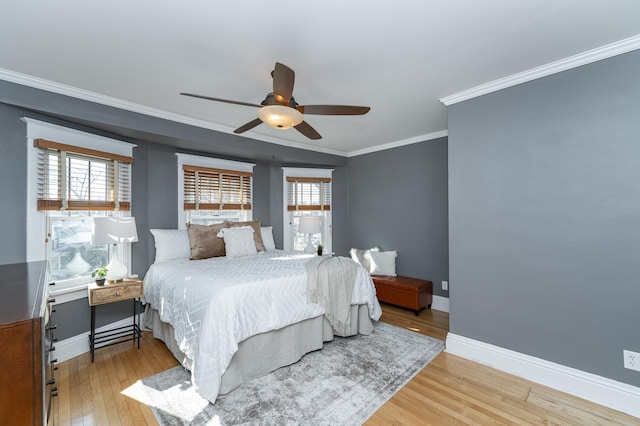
(347, 130, 448, 157)
(440, 34, 640, 106)
(0, 68, 349, 157)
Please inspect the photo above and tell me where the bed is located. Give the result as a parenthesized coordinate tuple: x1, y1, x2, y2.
(142, 249, 382, 403)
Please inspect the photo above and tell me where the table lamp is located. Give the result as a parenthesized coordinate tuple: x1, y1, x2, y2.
(91, 217, 138, 282)
(298, 216, 321, 254)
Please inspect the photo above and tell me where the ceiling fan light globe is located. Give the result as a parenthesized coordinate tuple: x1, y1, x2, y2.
(257, 105, 303, 130)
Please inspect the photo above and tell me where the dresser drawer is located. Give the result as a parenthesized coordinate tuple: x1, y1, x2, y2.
(88, 280, 143, 306)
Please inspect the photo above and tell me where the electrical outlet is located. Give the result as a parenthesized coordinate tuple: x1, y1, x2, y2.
(442, 280, 448, 291)
(623, 350, 640, 372)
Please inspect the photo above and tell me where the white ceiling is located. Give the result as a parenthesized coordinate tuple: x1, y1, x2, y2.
(2, 1, 640, 156)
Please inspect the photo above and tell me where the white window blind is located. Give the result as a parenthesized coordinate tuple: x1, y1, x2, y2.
(35, 139, 133, 211)
(183, 165, 252, 211)
(286, 176, 331, 211)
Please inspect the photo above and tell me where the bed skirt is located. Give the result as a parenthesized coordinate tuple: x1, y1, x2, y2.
(144, 304, 374, 395)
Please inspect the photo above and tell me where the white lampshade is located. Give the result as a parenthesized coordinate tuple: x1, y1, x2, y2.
(298, 216, 321, 254)
(91, 217, 138, 282)
(257, 105, 303, 130)
(298, 216, 321, 234)
(91, 217, 138, 244)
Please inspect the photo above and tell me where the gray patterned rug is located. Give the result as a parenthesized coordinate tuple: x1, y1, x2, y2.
(126, 322, 444, 425)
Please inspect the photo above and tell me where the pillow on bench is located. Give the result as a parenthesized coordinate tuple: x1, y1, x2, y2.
(350, 246, 380, 272)
(365, 250, 397, 276)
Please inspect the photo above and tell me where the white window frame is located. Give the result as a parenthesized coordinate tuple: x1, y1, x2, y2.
(24, 118, 136, 300)
(176, 153, 255, 229)
(282, 167, 333, 253)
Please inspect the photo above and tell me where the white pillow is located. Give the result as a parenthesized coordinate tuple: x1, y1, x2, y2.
(150, 229, 191, 263)
(217, 226, 257, 258)
(260, 226, 276, 251)
(350, 246, 380, 271)
(365, 250, 397, 276)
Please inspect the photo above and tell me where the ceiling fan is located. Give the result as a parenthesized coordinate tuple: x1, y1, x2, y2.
(181, 62, 370, 140)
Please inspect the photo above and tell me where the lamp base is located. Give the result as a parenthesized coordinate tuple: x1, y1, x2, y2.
(105, 248, 127, 282)
(303, 242, 316, 254)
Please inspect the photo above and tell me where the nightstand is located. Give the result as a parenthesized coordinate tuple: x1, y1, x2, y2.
(87, 278, 143, 362)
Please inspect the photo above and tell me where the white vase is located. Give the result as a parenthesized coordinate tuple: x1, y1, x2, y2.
(65, 251, 90, 277)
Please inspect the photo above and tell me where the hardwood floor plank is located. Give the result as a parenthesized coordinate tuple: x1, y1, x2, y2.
(416, 365, 541, 425)
(426, 358, 547, 417)
(527, 386, 636, 426)
(103, 348, 135, 425)
(97, 349, 124, 426)
(56, 357, 71, 425)
(55, 306, 638, 426)
(85, 353, 110, 425)
(381, 384, 472, 425)
(67, 357, 84, 426)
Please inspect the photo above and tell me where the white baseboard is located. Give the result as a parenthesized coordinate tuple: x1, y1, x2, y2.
(446, 333, 640, 418)
(431, 295, 449, 312)
(54, 317, 136, 363)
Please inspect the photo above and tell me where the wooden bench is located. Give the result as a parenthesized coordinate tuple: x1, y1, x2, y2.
(372, 275, 433, 315)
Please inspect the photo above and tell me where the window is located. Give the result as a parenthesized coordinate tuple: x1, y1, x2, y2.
(282, 168, 333, 252)
(176, 154, 255, 227)
(25, 118, 136, 291)
(35, 139, 132, 211)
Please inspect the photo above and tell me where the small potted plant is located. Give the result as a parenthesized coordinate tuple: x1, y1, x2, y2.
(92, 266, 108, 286)
(317, 244, 323, 256)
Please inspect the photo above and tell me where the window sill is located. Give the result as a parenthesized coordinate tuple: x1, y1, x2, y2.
(49, 282, 90, 304)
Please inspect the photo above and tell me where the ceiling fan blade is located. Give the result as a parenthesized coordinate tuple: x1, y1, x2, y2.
(296, 105, 371, 115)
(233, 118, 263, 134)
(294, 121, 322, 140)
(272, 62, 295, 105)
(180, 93, 262, 108)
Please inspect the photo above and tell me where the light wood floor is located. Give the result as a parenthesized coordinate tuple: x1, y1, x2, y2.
(53, 304, 639, 425)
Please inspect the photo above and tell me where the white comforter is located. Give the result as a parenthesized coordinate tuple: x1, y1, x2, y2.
(142, 250, 381, 402)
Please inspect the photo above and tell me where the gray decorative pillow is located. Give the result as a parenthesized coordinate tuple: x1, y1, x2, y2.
(187, 222, 227, 259)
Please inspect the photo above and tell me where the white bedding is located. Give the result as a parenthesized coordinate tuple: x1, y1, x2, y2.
(142, 250, 381, 402)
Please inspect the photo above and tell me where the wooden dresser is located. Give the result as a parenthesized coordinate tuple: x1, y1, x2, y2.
(0, 261, 57, 425)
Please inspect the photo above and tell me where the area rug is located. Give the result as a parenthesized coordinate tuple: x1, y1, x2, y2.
(125, 322, 444, 425)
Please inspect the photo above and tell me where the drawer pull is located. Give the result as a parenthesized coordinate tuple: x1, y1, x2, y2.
(115, 292, 121, 296)
(46, 324, 57, 331)
(52, 392, 58, 398)
(51, 386, 58, 393)
(50, 346, 55, 352)
(49, 298, 56, 304)
(46, 378, 56, 386)
(49, 282, 56, 286)
(50, 359, 58, 364)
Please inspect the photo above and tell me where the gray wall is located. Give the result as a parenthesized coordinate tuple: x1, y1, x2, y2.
(448, 50, 640, 386)
(347, 138, 449, 297)
(331, 166, 350, 257)
(0, 81, 349, 340)
(0, 104, 28, 263)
